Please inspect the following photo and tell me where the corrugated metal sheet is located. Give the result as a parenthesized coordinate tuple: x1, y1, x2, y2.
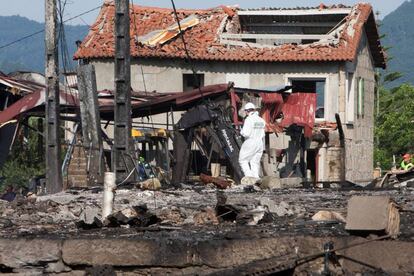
(0, 83, 317, 138)
(0, 84, 230, 125)
(279, 92, 316, 137)
(260, 93, 284, 132)
(0, 89, 79, 125)
(0, 75, 43, 95)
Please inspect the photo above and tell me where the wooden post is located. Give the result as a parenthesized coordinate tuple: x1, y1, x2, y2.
(335, 113, 346, 185)
(45, 0, 62, 193)
(77, 64, 104, 186)
(37, 118, 44, 162)
(113, 0, 133, 182)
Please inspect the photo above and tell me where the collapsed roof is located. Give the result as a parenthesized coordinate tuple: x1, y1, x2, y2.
(74, 1, 386, 68)
(0, 73, 315, 138)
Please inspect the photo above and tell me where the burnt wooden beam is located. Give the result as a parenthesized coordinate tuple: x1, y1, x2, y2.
(335, 113, 346, 186)
(37, 118, 44, 163)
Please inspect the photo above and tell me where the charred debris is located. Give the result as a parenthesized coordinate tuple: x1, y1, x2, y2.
(0, 61, 412, 275)
(0, 72, 349, 191)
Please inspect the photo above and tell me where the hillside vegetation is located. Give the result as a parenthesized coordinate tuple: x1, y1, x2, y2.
(0, 15, 88, 73)
(380, 0, 414, 85)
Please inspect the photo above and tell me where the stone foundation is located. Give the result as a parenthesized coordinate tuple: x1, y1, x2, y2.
(0, 236, 413, 275)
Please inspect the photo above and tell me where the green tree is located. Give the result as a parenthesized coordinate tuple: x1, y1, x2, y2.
(0, 118, 44, 191)
(374, 84, 414, 169)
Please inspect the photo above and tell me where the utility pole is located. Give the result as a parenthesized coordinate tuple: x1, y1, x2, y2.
(45, 0, 63, 193)
(113, 0, 133, 182)
(77, 64, 104, 186)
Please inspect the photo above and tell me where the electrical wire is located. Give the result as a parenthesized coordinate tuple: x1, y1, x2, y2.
(221, 234, 392, 275)
(53, 0, 96, 180)
(58, 0, 70, 71)
(57, 0, 77, 106)
(57, 0, 80, 186)
(130, 0, 158, 205)
(0, 29, 45, 51)
(170, 0, 206, 101)
(0, 5, 102, 51)
(295, 234, 391, 266)
(130, 0, 157, 134)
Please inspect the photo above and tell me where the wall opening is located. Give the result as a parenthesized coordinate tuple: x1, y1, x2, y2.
(291, 79, 326, 119)
(183, 73, 204, 92)
(306, 149, 318, 182)
(236, 10, 349, 46)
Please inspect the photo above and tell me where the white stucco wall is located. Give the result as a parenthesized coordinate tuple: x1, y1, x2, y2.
(90, 58, 340, 121)
(88, 48, 375, 182)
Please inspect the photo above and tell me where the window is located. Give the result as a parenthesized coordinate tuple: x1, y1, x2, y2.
(346, 73, 355, 123)
(291, 79, 326, 119)
(183, 74, 204, 92)
(357, 77, 365, 117)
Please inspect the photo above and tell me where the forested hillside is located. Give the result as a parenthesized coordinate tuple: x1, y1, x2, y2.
(380, 0, 414, 85)
(0, 15, 88, 73)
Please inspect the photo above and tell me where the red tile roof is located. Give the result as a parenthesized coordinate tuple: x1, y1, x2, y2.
(74, 1, 386, 68)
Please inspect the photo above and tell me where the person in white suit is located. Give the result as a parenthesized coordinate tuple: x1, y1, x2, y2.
(238, 102, 266, 179)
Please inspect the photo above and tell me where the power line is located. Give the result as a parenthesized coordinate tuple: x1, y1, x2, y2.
(0, 5, 102, 51)
(57, 0, 78, 112)
(0, 29, 45, 51)
(131, 0, 156, 131)
(62, 5, 101, 24)
(170, 0, 206, 100)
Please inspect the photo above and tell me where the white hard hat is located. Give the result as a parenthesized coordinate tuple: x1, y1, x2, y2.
(244, 102, 256, 110)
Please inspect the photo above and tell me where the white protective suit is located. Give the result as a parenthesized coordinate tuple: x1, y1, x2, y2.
(238, 111, 266, 178)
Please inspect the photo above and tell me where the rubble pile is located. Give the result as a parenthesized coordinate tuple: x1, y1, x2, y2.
(0, 184, 413, 274)
(0, 185, 413, 237)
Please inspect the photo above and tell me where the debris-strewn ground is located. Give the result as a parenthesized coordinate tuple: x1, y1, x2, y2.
(1, 185, 413, 240)
(0, 185, 413, 275)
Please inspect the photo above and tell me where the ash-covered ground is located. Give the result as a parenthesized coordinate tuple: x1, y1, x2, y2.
(1, 184, 413, 241)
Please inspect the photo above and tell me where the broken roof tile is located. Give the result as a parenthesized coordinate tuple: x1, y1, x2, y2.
(74, 2, 386, 69)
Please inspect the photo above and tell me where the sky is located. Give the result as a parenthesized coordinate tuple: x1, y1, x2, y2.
(1, 0, 407, 25)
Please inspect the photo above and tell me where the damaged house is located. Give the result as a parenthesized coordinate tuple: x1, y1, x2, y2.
(3, 2, 414, 275)
(72, 2, 386, 184)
